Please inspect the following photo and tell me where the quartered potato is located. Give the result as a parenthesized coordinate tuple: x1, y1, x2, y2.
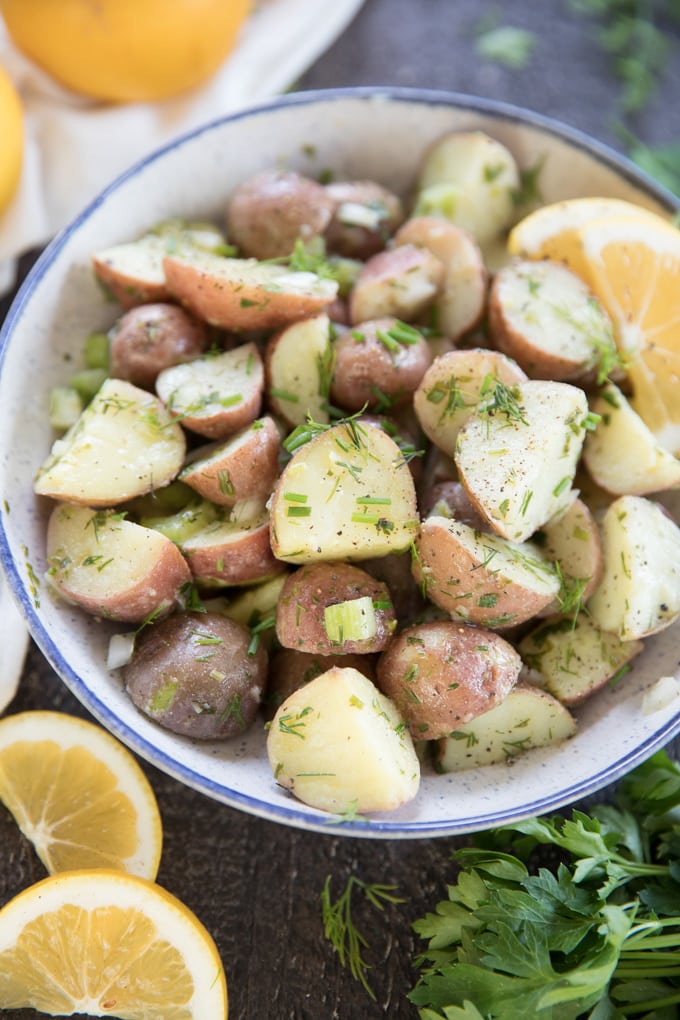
(488, 258, 617, 381)
(519, 613, 644, 705)
(35, 378, 185, 506)
(163, 250, 338, 331)
(413, 515, 560, 628)
(180, 416, 281, 507)
(46, 503, 191, 624)
(534, 496, 602, 615)
(435, 685, 576, 772)
(266, 666, 420, 814)
(91, 235, 172, 308)
(584, 382, 680, 495)
(455, 379, 590, 543)
(414, 348, 527, 460)
(182, 510, 280, 588)
(587, 494, 680, 640)
(155, 342, 264, 439)
(393, 216, 487, 341)
(269, 419, 419, 563)
(264, 313, 334, 427)
(413, 130, 520, 246)
(348, 243, 444, 325)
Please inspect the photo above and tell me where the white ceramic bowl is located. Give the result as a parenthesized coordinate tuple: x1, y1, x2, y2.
(1, 87, 679, 838)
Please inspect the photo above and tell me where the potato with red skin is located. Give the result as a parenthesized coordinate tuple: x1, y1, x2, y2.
(92, 236, 171, 309)
(163, 250, 338, 331)
(348, 243, 444, 325)
(180, 416, 281, 507)
(109, 303, 209, 389)
(376, 620, 521, 740)
(46, 503, 192, 624)
(324, 180, 404, 259)
(330, 317, 433, 413)
(275, 561, 396, 655)
(263, 647, 377, 719)
(182, 511, 282, 588)
(418, 479, 490, 531)
(226, 170, 335, 259)
(123, 612, 267, 739)
(393, 216, 487, 341)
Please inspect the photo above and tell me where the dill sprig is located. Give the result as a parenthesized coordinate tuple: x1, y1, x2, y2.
(321, 874, 404, 1000)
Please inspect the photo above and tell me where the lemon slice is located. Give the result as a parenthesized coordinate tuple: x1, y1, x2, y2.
(574, 215, 680, 456)
(0, 869, 228, 1017)
(0, 711, 162, 878)
(507, 196, 669, 274)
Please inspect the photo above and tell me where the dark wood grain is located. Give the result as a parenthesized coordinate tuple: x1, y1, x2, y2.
(2, 2, 680, 1018)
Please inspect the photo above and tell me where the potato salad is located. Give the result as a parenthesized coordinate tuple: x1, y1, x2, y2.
(34, 130, 680, 818)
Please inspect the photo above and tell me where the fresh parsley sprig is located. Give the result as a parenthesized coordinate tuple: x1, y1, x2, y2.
(410, 750, 680, 1018)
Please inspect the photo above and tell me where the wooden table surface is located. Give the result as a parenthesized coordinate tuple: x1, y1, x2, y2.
(2, 2, 680, 1018)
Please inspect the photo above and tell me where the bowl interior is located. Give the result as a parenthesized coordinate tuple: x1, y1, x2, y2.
(1, 88, 679, 838)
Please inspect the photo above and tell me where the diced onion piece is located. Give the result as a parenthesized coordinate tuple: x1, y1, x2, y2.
(107, 631, 137, 670)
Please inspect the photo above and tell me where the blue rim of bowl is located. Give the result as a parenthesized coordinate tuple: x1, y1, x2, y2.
(2, 86, 680, 838)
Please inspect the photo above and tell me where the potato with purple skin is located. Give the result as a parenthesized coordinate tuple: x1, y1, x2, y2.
(324, 180, 405, 259)
(348, 243, 444, 325)
(226, 169, 335, 259)
(123, 612, 267, 739)
(276, 561, 396, 655)
(109, 303, 209, 389)
(376, 620, 522, 740)
(330, 318, 433, 413)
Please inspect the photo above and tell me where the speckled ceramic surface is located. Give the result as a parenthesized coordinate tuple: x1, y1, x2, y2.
(1, 88, 678, 837)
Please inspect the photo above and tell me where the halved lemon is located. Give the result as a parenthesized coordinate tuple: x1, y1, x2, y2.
(0, 711, 162, 878)
(575, 215, 680, 455)
(509, 199, 680, 456)
(0, 869, 228, 1017)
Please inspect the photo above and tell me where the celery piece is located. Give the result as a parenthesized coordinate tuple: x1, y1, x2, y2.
(69, 368, 108, 401)
(84, 331, 110, 370)
(49, 386, 83, 431)
(324, 596, 377, 645)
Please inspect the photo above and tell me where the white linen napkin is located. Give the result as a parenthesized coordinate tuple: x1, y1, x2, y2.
(0, 0, 365, 295)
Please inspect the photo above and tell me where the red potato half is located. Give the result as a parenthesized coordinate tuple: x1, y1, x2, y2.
(376, 620, 522, 739)
(414, 515, 560, 628)
(393, 216, 488, 340)
(92, 235, 172, 308)
(534, 496, 603, 616)
(109, 302, 209, 390)
(34, 377, 186, 507)
(226, 170, 335, 260)
(264, 313, 334, 427)
(413, 348, 527, 460)
(181, 511, 281, 588)
(488, 258, 618, 381)
(180, 416, 281, 507)
(270, 419, 419, 563)
(155, 342, 264, 440)
(348, 243, 444, 325)
(275, 561, 396, 655)
(330, 318, 433, 413)
(163, 251, 338, 331)
(46, 503, 192, 624)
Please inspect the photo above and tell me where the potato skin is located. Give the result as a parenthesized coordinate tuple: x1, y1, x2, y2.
(123, 612, 267, 739)
(276, 561, 397, 655)
(330, 317, 433, 412)
(226, 170, 334, 259)
(376, 620, 521, 739)
(109, 303, 208, 389)
(180, 416, 281, 507)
